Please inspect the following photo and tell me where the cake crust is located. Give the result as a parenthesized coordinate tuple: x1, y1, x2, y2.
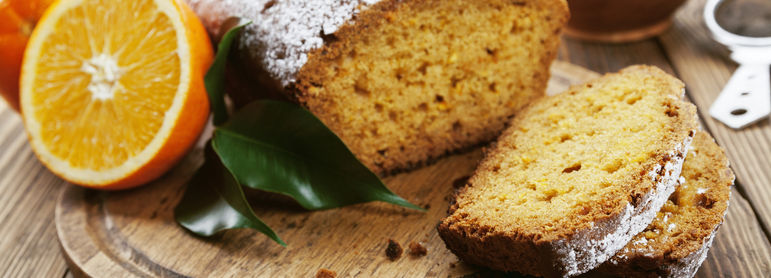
(438, 66, 699, 277)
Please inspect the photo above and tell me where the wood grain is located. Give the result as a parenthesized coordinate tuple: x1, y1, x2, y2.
(0, 101, 69, 278)
(53, 62, 771, 277)
(657, 0, 771, 240)
(558, 36, 676, 75)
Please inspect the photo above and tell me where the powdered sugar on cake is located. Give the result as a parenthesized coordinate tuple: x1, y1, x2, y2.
(550, 133, 693, 277)
(186, 0, 381, 86)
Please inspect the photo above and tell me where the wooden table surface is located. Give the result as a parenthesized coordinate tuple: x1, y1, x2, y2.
(1, 0, 770, 276)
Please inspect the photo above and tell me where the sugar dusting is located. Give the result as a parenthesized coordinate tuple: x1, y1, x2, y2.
(185, 0, 381, 87)
(549, 132, 693, 277)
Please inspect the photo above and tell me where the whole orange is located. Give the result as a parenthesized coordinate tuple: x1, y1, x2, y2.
(0, 0, 53, 112)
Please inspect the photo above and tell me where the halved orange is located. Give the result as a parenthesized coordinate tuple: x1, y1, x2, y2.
(20, 0, 213, 189)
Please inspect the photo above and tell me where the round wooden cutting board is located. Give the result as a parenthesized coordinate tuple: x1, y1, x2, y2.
(55, 62, 600, 277)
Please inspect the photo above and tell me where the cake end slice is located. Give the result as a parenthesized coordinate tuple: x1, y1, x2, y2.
(593, 131, 734, 278)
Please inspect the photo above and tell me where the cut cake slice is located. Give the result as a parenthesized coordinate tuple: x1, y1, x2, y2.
(594, 131, 734, 278)
(437, 66, 699, 277)
(187, 0, 569, 175)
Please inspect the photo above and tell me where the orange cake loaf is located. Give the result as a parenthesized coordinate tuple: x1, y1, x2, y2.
(186, 0, 569, 175)
(594, 131, 733, 278)
(438, 66, 699, 277)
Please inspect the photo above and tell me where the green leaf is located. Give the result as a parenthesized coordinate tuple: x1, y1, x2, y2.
(174, 144, 286, 246)
(205, 20, 251, 126)
(212, 100, 424, 211)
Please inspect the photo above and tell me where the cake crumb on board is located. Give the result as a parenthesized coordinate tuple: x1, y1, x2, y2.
(315, 268, 336, 278)
(408, 241, 428, 257)
(385, 239, 403, 261)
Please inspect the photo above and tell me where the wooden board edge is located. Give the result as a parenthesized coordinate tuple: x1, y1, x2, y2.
(56, 185, 152, 278)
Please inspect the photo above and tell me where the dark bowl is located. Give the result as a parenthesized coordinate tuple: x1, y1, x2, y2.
(565, 0, 688, 42)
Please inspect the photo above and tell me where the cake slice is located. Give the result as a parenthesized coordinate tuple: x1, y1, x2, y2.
(186, 0, 569, 175)
(594, 131, 733, 278)
(437, 66, 699, 277)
